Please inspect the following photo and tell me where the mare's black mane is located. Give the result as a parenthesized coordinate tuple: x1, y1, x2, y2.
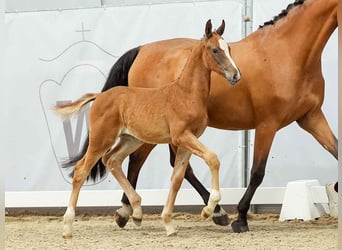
(259, 0, 305, 28)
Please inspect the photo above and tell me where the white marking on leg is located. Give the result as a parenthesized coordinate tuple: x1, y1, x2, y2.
(213, 206, 227, 217)
(63, 206, 75, 238)
(201, 189, 221, 218)
(132, 206, 143, 226)
(118, 203, 133, 217)
(164, 222, 177, 236)
(210, 189, 221, 203)
(133, 206, 142, 218)
(161, 210, 177, 236)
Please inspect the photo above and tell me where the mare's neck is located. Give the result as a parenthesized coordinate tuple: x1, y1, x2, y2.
(176, 42, 211, 100)
(253, 0, 337, 67)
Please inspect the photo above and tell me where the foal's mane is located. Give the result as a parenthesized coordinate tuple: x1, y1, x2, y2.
(259, 0, 305, 29)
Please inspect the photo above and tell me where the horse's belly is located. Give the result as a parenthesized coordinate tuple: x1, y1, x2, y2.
(124, 126, 171, 145)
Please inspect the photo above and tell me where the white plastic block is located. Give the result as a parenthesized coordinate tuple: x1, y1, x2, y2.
(279, 180, 327, 221)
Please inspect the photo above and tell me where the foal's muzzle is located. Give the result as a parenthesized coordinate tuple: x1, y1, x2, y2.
(226, 71, 241, 85)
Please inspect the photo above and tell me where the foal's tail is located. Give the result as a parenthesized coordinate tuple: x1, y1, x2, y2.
(54, 93, 98, 119)
(61, 47, 140, 182)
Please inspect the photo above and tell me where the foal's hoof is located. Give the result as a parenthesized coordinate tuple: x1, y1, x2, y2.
(231, 220, 249, 233)
(201, 207, 212, 219)
(62, 234, 73, 239)
(114, 211, 129, 228)
(132, 217, 142, 227)
(165, 226, 178, 236)
(212, 213, 230, 226)
(167, 230, 178, 237)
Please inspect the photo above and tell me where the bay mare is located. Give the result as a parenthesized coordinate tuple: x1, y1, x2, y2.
(64, 0, 338, 233)
(56, 20, 240, 237)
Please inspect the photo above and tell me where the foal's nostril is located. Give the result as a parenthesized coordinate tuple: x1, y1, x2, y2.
(233, 73, 241, 83)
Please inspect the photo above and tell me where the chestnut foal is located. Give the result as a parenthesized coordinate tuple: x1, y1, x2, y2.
(55, 19, 240, 237)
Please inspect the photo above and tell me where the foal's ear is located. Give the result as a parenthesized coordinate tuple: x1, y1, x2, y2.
(205, 19, 213, 38)
(216, 19, 225, 36)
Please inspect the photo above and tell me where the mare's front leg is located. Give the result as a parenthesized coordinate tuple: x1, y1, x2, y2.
(115, 143, 156, 228)
(103, 135, 144, 226)
(231, 125, 276, 233)
(168, 144, 229, 226)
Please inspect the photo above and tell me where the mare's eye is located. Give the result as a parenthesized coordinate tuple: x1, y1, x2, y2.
(212, 48, 218, 54)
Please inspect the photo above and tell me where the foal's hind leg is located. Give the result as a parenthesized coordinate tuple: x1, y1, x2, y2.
(63, 151, 104, 238)
(102, 135, 144, 226)
(115, 143, 156, 228)
(168, 144, 229, 226)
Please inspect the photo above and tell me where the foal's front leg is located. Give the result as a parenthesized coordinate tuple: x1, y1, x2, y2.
(174, 132, 221, 218)
(169, 144, 229, 225)
(161, 148, 192, 236)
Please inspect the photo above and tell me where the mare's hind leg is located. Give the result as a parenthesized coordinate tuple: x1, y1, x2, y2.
(297, 109, 338, 216)
(102, 135, 144, 226)
(297, 108, 337, 159)
(115, 143, 156, 228)
(168, 145, 229, 226)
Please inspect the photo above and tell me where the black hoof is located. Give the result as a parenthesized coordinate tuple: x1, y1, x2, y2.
(231, 220, 249, 233)
(114, 211, 129, 228)
(212, 213, 230, 226)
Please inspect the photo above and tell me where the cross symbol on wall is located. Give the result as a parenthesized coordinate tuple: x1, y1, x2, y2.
(76, 22, 91, 40)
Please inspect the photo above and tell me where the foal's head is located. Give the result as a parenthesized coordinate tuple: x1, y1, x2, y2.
(201, 19, 241, 85)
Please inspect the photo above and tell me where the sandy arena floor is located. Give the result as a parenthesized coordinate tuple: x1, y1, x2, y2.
(5, 213, 338, 250)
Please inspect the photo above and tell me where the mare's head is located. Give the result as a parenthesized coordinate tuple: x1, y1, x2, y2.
(201, 19, 240, 85)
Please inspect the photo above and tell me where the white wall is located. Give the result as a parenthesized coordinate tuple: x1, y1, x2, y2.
(4, 0, 245, 194)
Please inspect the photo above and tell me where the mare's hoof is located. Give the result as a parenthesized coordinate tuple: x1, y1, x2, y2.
(132, 217, 142, 226)
(212, 213, 230, 226)
(114, 211, 129, 228)
(231, 220, 249, 233)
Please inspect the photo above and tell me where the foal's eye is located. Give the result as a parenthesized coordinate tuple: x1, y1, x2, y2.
(212, 48, 219, 54)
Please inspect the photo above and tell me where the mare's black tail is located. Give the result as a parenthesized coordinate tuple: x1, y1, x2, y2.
(62, 47, 140, 182)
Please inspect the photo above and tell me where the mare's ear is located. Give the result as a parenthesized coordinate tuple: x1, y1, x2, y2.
(216, 19, 225, 36)
(205, 19, 213, 38)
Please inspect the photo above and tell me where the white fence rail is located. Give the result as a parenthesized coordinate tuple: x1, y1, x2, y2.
(5, 186, 328, 208)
